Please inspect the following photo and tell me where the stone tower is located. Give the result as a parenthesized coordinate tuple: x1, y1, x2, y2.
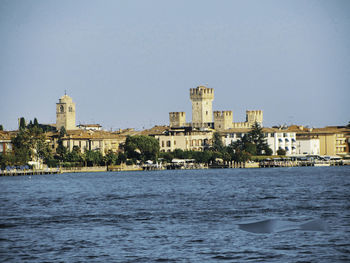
(169, 112, 186, 127)
(246, 110, 263, 126)
(214, 111, 233, 131)
(190, 86, 214, 128)
(56, 94, 76, 131)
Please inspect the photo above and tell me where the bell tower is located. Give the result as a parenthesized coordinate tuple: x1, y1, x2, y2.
(56, 94, 76, 131)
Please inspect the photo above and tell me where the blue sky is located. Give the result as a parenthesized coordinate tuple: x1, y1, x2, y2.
(1, 0, 349, 131)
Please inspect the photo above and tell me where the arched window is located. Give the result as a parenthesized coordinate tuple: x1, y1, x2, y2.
(60, 105, 64, 113)
(69, 106, 73, 112)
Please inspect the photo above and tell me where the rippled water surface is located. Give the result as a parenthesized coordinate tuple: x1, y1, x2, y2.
(1, 167, 350, 262)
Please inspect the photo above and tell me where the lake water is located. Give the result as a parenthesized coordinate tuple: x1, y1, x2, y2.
(1, 167, 350, 262)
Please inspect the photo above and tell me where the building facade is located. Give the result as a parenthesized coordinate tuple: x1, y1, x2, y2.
(222, 128, 298, 156)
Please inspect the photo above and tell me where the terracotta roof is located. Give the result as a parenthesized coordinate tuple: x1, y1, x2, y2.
(0, 131, 16, 140)
(59, 130, 126, 140)
(138, 126, 170, 136)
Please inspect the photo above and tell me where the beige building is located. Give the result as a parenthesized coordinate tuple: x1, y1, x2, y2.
(56, 94, 77, 131)
(289, 126, 349, 156)
(153, 128, 213, 152)
(52, 130, 127, 155)
(0, 131, 14, 154)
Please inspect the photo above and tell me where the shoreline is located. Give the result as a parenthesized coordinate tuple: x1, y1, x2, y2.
(1, 160, 349, 176)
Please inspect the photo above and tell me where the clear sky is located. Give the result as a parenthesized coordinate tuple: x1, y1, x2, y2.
(1, 0, 349, 131)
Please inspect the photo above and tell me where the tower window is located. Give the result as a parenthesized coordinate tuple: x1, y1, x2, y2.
(60, 105, 64, 112)
(69, 106, 73, 112)
(206, 111, 208, 115)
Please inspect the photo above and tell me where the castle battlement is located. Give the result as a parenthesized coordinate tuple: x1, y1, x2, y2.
(190, 86, 214, 100)
(246, 110, 263, 124)
(169, 112, 185, 118)
(214, 111, 233, 117)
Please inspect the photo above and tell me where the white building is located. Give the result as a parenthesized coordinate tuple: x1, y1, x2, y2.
(223, 128, 298, 155)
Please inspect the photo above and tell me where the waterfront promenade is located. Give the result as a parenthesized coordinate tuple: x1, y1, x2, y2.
(1, 159, 349, 176)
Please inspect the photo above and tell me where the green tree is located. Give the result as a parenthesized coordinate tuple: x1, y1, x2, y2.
(56, 126, 68, 160)
(0, 125, 3, 131)
(11, 126, 52, 165)
(84, 150, 103, 166)
(159, 151, 174, 163)
(192, 150, 212, 164)
(64, 146, 83, 165)
(124, 135, 160, 162)
(19, 117, 26, 130)
(33, 118, 39, 127)
(104, 150, 118, 165)
(247, 122, 271, 155)
(59, 126, 67, 137)
(116, 152, 127, 164)
(277, 148, 286, 156)
(212, 132, 224, 152)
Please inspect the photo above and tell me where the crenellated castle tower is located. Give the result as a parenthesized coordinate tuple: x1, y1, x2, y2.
(169, 112, 186, 128)
(190, 86, 214, 128)
(213, 111, 233, 131)
(246, 110, 263, 125)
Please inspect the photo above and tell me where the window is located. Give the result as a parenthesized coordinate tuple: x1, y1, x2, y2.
(60, 105, 64, 112)
(167, 141, 171, 147)
(206, 111, 208, 115)
(162, 141, 164, 147)
(174, 140, 176, 145)
(69, 106, 73, 112)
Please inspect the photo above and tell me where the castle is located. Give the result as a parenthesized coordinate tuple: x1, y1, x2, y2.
(169, 85, 263, 130)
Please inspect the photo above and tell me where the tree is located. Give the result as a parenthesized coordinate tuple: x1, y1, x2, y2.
(104, 150, 118, 165)
(247, 122, 270, 155)
(11, 125, 52, 166)
(33, 118, 39, 127)
(64, 146, 83, 165)
(84, 150, 103, 166)
(59, 126, 67, 137)
(124, 135, 160, 162)
(277, 148, 286, 156)
(192, 150, 212, 164)
(0, 125, 3, 131)
(56, 126, 67, 160)
(159, 151, 174, 163)
(212, 132, 224, 152)
(19, 117, 26, 130)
